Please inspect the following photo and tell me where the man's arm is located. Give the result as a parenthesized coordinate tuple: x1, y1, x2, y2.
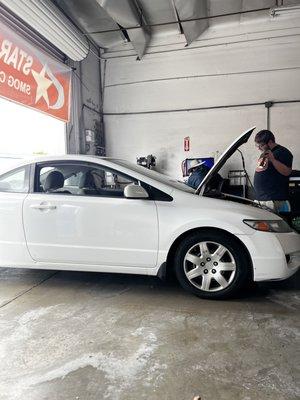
(266, 151, 292, 176)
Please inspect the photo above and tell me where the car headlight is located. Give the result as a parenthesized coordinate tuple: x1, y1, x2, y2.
(243, 219, 293, 233)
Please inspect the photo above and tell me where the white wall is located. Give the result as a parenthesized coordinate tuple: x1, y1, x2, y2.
(102, 12, 300, 180)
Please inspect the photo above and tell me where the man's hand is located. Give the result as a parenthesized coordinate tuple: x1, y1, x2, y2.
(265, 150, 292, 176)
(265, 150, 275, 163)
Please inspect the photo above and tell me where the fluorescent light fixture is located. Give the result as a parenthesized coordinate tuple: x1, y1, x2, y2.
(0, 0, 89, 61)
(270, 5, 300, 18)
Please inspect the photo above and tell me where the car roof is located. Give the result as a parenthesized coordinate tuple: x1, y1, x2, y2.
(2, 155, 119, 169)
(0, 155, 121, 176)
(20, 154, 115, 164)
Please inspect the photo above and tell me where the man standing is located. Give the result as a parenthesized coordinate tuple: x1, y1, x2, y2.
(254, 129, 293, 212)
(187, 160, 210, 190)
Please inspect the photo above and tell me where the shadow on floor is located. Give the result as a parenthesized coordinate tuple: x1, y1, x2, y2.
(0, 267, 299, 303)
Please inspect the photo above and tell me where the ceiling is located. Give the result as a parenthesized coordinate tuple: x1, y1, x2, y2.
(53, 0, 300, 58)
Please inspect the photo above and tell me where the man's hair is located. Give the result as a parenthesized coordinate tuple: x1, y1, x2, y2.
(255, 130, 275, 144)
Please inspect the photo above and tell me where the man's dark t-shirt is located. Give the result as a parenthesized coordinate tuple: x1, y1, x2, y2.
(254, 144, 293, 201)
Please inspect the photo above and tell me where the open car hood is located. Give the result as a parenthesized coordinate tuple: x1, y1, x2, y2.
(196, 126, 256, 195)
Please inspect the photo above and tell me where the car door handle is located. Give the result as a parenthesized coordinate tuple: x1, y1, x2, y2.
(30, 203, 57, 210)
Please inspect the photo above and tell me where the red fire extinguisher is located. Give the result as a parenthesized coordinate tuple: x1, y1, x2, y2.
(184, 136, 190, 152)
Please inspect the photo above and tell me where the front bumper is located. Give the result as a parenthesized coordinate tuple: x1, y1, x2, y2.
(238, 230, 300, 282)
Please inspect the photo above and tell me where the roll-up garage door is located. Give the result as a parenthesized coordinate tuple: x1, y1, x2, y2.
(0, 3, 64, 62)
(0, 0, 89, 61)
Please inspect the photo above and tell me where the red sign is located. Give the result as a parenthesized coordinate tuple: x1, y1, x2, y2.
(0, 21, 71, 122)
(184, 136, 190, 151)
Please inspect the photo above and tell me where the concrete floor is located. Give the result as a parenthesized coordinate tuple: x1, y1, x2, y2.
(0, 268, 299, 400)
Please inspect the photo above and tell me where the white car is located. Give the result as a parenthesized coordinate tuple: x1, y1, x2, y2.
(0, 128, 299, 299)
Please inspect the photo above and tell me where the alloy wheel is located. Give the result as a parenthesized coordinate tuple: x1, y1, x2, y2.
(183, 241, 236, 292)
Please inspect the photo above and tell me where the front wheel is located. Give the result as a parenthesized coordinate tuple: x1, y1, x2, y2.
(174, 230, 251, 299)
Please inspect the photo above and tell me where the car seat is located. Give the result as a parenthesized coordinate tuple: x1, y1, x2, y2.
(43, 171, 71, 194)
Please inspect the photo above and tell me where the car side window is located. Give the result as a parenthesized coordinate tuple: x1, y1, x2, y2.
(35, 163, 138, 198)
(77, 167, 138, 197)
(0, 166, 29, 193)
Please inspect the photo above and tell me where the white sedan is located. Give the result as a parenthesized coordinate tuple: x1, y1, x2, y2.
(0, 128, 299, 299)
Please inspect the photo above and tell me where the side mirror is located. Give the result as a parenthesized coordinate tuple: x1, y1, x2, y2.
(124, 184, 149, 199)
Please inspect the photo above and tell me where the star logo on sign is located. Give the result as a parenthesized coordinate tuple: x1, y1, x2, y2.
(31, 64, 53, 107)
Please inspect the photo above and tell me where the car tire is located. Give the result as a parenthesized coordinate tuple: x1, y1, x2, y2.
(174, 230, 251, 299)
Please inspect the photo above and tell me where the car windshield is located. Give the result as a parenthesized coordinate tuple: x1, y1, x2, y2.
(112, 159, 195, 194)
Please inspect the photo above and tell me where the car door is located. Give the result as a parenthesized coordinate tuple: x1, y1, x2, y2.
(0, 164, 32, 267)
(22, 161, 159, 268)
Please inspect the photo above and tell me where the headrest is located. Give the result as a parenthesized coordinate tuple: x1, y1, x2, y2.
(91, 170, 104, 188)
(44, 171, 65, 192)
(78, 171, 96, 189)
